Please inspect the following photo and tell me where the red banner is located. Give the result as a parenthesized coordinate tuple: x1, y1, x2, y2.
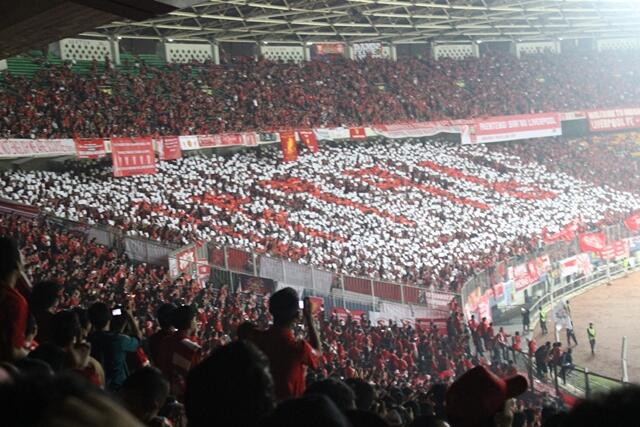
(509, 261, 540, 292)
(313, 43, 345, 56)
(74, 138, 106, 159)
(279, 131, 298, 162)
(160, 136, 182, 161)
(470, 113, 562, 144)
(587, 108, 640, 132)
(349, 127, 367, 140)
(543, 220, 580, 243)
(110, 137, 157, 177)
(599, 240, 630, 261)
(579, 232, 606, 253)
(624, 213, 640, 232)
(298, 130, 319, 153)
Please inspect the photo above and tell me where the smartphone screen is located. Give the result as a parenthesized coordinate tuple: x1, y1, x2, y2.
(298, 300, 304, 309)
(112, 308, 122, 316)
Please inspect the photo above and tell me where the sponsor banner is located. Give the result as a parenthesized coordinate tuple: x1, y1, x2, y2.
(599, 239, 630, 261)
(298, 130, 319, 153)
(559, 253, 592, 278)
(587, 108, 640, 132)
(0, 138, 76, 158)
(508, 261, 540, 292)
(197, 133, 258, 148)
(159, 136, 182, 161)
(110, 137, 157, 177)
(560, 111, 587, 121)
(352, 42, 386, 59)
(470, 113, 562, 144)
(312, 43, 346, 56)
(579, 232, 607, 253)
(74, 138, 106, 159)
(349, 127, 367, 140)
(240, 133, 258, 147)
(624, 212, 640, 232)
(179, 135, 199, 151)
(197, 134, 220, 148)
(258, 132, 278, 143)
(279, 131, 298, 162)
(220, 133, 242, 146)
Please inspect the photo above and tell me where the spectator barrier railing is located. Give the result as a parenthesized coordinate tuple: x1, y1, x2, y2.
(460, 221, 635, 322)
(0, 197, 181, 265)
(484, 257, 635, 402)
(167, 241, 457, 318)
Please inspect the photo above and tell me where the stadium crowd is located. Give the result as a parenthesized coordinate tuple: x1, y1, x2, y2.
(1, 212, 639, 427)
(493, 135, 640, 195)
(1, 51, 640, 139)
(1, 138, 638, 289)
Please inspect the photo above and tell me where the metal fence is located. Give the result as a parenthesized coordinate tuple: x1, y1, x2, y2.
(488, 258, 636, 401)
(460, 221, 635, 317)
(197, 242, 457, 312)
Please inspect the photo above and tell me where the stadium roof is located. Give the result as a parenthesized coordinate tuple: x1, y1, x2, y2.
(82, 0, 640, 45)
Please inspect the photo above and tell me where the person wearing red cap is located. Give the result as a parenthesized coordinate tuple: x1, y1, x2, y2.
(445, 365, 528, 427)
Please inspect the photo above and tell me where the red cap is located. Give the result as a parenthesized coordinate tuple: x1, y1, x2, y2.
(446, 365, 528, 427)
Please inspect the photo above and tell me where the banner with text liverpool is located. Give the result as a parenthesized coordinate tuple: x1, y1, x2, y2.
(587, 108, 640, 132)
(111, 137, 157, 177)
(469, 113, 562, 144)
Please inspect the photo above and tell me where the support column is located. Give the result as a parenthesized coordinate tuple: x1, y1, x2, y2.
(109, 37, 120, 65)
(210, 42, 220, 64)
(304, 44, 311, 61)
(390, 43, 397, 61)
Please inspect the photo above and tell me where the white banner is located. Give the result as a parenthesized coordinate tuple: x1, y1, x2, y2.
(552, 301, 574, 330)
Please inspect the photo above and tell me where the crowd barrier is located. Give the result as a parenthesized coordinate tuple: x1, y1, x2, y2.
(167, 242, 457, 320)
(460, 221, 636, 323)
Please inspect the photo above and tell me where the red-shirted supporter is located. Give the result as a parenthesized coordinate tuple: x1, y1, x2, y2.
(249, 287, 322, 401)
(157, 304, 202, 399)
(147, 303, 176, 365)
(0, 236, 29, 361)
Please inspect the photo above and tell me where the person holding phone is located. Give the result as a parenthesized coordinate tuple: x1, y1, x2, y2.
(87, 301, 143, 390)
(248, 287, 322, 401)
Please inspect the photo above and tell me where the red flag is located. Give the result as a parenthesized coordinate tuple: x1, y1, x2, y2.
(625, 213, 640, 232)
(159, 136, 182, 161)
(298, 130, 319, 153)
(279, 131, 298, 162)
(74, 138, 106, 159)
(349, 127, 367, 140)
(579, 232, 606, 252)
(111, 137, 156, 177)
